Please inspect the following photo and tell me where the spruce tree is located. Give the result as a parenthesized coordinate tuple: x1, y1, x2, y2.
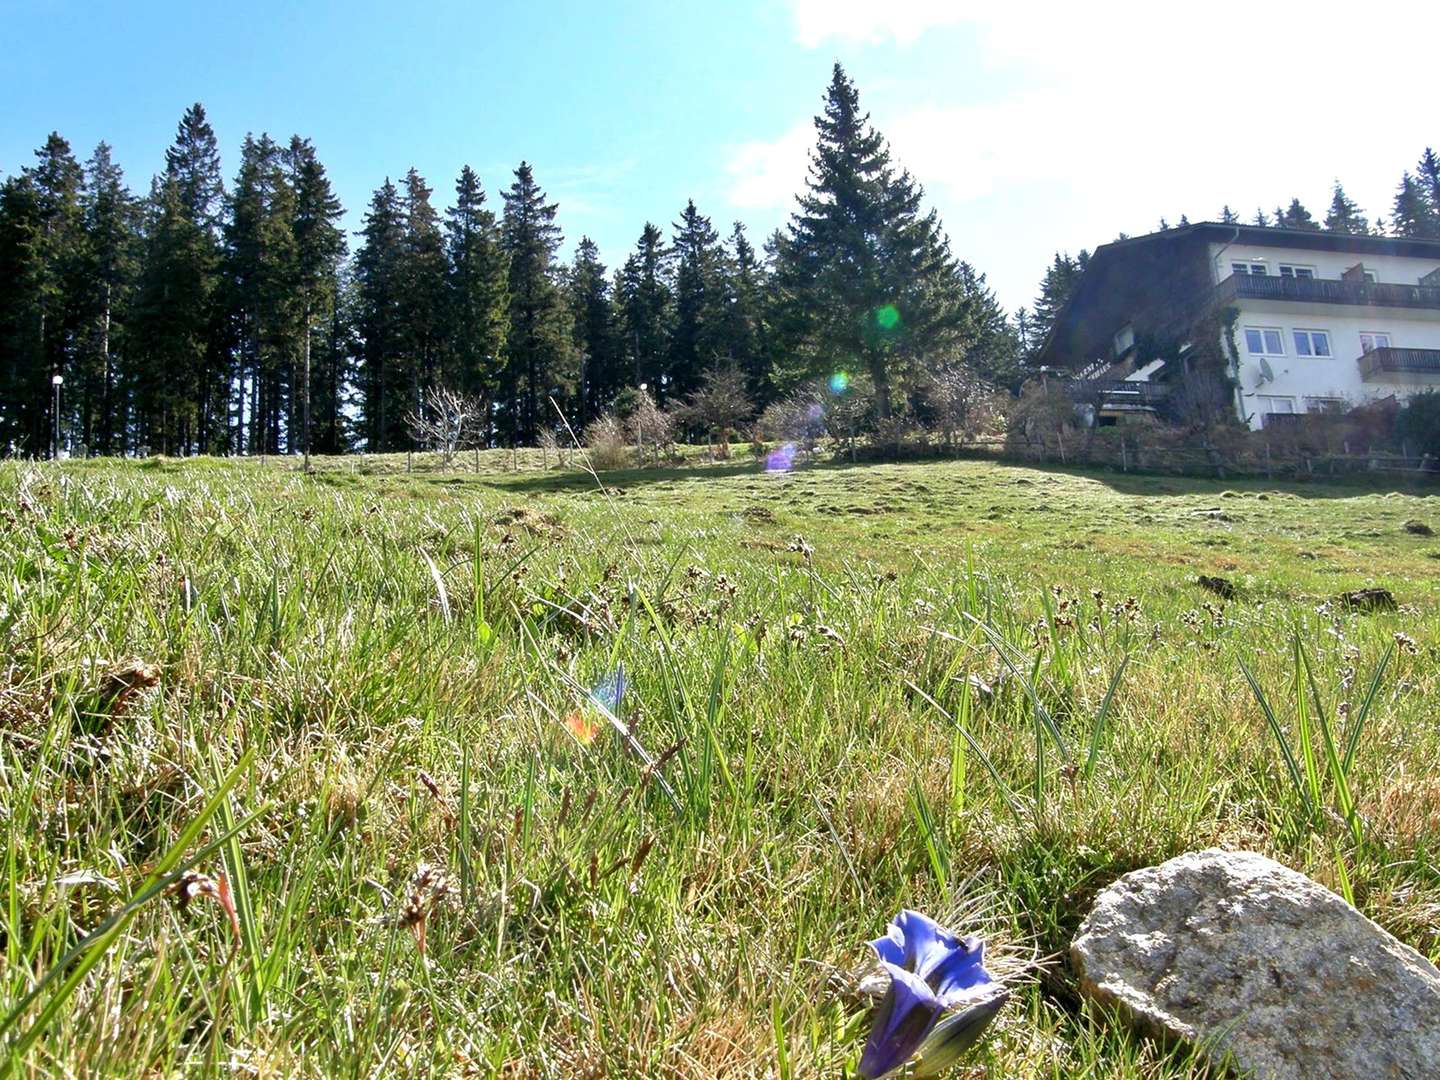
(773, 63, 970, 419)
(165, 104, 225, 232)
(566, 236, 620, 425)
(1391, 172, 1436, 238)
(1030, 252, 1083, 350)
(444, 165, 507, 412)
(399, 169, 448, 407)
(1252, 209, 1270, 227)
(618, 223, 673, 398)
(79, 142, 140, 453)
(669, 199, 725, 399)
(500, 162, 571, 443)
(1219, 205, 1239, 224)
(718, 222, 769, 405)
(287, 137, 346, 455)
(1323, 183, 1369, 234)
(1417, 148, 1440, 213)
(356, 179, 408, 450)
(1280, 198, 1320, 230)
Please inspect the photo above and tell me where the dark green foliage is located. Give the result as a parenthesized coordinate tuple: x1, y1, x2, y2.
(356, 179, 408, 450)
(1279, 198, 1320, 231)
(772, 64, 979, 419)
(1324, 184, 1369, 235)
(1219, 205, 1239, 224)
(444, 166, 507, 409)
(669, 200, 726, 400)
(566, 236, 621, 425)
(718, 223, 769, 404)
(1391, 171, 1439, 239)
(500, 163, 572, 444)
(1395, 390, 1440, 459)
(1030, 252, 1085, 353)
(618, 222, 673, 400)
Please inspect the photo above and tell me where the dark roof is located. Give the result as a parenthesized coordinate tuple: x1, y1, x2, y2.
(1097, 221, 1440, 260)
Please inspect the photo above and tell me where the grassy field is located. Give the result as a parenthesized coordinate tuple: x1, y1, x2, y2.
(2, 450, 1437, 1077)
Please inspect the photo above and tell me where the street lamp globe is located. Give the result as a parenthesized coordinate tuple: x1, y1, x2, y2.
(52, 374, 64, 387)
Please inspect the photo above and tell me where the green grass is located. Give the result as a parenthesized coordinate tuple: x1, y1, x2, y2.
(1, 450, 1437, 1077)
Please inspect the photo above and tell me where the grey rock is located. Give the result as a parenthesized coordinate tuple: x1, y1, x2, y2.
(1071, 849, 1440, 1080)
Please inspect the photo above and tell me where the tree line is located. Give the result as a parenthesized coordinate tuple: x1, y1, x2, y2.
(1, 66, 1019, 458)
(3, 64, 1435, 457)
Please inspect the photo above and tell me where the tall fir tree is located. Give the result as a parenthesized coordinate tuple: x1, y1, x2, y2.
(500, 162, 571, 442)
(1279, 197, 1320, 230)
(669, 199, 726, 399)
(355, 179, 408, 450)
(772, 64, 971, 418)
(565, 236, 621, 425)
(618, 223, 673, 398)
(1390, 172, 1437, 238)
(287, 136, 346, 454)
(443, 165, 508, 409)
(1219, 205, 1239, 224)
(399, 168, 448, 415)
(1030, 252, 1085, 354)
(718, 222, 769, 404)
(79, 142, 140, 453)
(1323, 183, 1369, 234)
(0, 134, 86, 454)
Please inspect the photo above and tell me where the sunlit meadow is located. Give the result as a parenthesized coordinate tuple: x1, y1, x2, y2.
(2, 451, 1437, 1077)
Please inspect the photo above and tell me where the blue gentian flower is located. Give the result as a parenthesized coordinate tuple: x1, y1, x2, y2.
(858, 911, 1008, 1078)
(857, 963, 945, 1079)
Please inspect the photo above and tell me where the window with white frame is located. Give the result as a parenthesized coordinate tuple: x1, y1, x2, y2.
(1231, 261, 1267, 276)
(1255, 395, 1295, 415)
(1244, 327, 1285, 355)
(1292, 329, 1332, 357)
(1363, 269, 1378, 283)
(1359, 331, 1391, 353)
(1305, 397, 1345, 414)
(1278, 264, 1316, 279)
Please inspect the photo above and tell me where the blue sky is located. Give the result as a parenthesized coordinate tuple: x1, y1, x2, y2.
(3, 0, 1436, 309)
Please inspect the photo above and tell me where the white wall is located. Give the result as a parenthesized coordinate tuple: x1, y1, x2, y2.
(1207, 241, 1440, 286)
(1227, 302, 1440, 429)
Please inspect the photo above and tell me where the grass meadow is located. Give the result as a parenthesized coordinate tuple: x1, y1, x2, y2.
(2, 450, 1438, 1077)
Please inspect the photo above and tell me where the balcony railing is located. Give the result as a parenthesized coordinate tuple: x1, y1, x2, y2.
(1357, 346, 1440, 380)
(1066, 379, 1170, 409)
(1217, 273, 1440, 310)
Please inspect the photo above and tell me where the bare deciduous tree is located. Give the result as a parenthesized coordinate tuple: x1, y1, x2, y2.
(674, 366, 754, 458)
(922, 366, 1002, 450)
(406, 387, 485, 466)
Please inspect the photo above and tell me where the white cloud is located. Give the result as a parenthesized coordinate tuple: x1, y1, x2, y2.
(744, 0, 1440, 305)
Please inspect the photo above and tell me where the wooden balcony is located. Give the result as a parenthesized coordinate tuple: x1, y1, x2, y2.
(1217, 273, 1440, 310)
(1357, 346, 1440, 381)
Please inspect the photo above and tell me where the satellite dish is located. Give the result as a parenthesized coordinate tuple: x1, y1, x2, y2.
(1254, 356, 1275, 387)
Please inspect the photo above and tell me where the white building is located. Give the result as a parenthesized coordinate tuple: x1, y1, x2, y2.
(1039, 224, 1440, 430)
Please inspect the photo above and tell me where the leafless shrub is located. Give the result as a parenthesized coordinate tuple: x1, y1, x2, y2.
(406, 387, 485, 466)
(583, 412, 631, 471)
(673, 366, 754, 458)
(922, 365, 1004, 449)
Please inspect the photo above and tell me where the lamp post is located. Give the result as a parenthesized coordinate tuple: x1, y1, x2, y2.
(637, 382, 648, 464)
(51, 374, 64, 460)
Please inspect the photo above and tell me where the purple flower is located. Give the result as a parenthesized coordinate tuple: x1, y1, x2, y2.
(858, 911, 1007, 1078)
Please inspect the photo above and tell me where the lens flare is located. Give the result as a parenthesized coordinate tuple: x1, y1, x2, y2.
(875, 304, 900, 330)
(766, 442, 797, 472)
(829, 371, 850, 393)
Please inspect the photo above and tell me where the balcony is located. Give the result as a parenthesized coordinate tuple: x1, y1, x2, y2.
(1357, 346, 1440, 381)
(1217, 273, 1440, 310)
(1066, 379, 1170, 410)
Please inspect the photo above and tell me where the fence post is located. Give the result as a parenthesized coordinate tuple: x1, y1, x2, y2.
(1120, 439, 1129, 472)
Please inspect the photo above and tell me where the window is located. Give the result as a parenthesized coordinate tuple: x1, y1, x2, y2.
(1359, 331, 1391, 354)
(1244, 327, 1285, 355)
(1305, 397, 1345, 414)
(1256, 395, 1296, 415)
(1113, 324, 1135, 356)
(1363, 270, 1378, 283)
(1292, 330, 1332, 357)
(1232, 261, 1267, 276)
(1278, 264, 1316, 279)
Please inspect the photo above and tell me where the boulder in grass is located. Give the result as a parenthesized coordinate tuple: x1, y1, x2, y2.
(1338, 587, 1397, 612)
(1071, 849, 1440, 1080)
